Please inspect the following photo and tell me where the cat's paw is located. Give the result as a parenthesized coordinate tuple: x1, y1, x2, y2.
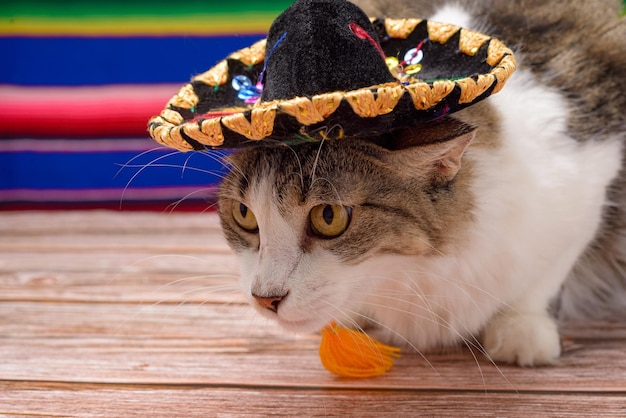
(481, 311, 561, 366)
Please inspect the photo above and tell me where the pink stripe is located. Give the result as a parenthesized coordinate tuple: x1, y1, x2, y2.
(0, 84, 180, 101)
(0, 138, 161, 153)
(0, 84, 180, 138)
(0, 186, 218, 202)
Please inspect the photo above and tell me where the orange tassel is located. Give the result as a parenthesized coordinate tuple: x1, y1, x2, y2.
(319, 321, 401, 378)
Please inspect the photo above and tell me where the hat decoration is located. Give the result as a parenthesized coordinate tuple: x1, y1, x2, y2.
(148, 0, 516, 152)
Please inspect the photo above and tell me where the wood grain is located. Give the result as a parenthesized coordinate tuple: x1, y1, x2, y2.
(0, 211, 625, 416)
(1, 382, 625, 417)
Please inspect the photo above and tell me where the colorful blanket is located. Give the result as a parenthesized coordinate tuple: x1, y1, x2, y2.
(3, 0, 624, 210)
(0, 0, 290, 210)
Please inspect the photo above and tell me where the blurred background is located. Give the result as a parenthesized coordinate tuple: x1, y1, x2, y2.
(0, 0, 291, 211)
(1, 1, 624, 211)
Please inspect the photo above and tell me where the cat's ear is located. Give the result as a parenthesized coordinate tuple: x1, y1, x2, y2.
(382, 117, 476, 184)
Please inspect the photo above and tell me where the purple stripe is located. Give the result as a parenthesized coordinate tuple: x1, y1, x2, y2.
(0, 138, 159, 153)
(0, 186, 219, 202)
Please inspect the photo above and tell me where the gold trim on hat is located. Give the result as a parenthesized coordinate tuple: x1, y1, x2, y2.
(148, 18, 517, 151)
(384, 18, 422, 39)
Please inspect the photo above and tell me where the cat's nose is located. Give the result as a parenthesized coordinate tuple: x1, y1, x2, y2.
(252, 293, 286, 313)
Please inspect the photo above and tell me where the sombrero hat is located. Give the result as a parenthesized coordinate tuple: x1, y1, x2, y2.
(148, 0, 516, 152)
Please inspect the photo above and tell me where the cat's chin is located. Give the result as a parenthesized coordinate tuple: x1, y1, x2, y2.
(259, 311, 328, 334)
(278, 318, 325, 333)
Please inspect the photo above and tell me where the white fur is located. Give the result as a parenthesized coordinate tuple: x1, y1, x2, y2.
(464, 69, 622, 364)
(350, 67, 622, 364)
(430, 4, 473, 28)
(236, 3, 623, 366)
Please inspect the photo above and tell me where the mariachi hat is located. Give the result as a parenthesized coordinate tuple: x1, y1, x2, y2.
(148, 0, 516, 151)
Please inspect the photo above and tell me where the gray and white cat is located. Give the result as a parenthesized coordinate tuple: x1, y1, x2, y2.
(217, 0, 626, 366)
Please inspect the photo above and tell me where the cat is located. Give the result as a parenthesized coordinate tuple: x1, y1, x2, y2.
(216, 0, 626, 366)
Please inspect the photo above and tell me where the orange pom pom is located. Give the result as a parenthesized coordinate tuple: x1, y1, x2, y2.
(319, 321, 401, 378)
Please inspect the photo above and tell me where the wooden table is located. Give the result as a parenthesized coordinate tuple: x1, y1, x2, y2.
(1, 211, 625, 416)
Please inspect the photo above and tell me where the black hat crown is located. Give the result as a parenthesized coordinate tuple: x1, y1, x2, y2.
(261, 0, 394, 101)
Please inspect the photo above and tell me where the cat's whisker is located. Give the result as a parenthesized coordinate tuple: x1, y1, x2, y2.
(207, 151, 249, 186)
(117, 150, 187, 207)
(370, 267, 518, 317)
(144, 274, 239, 306)
(114, 146, 176, 177)
(109, 267, 242, 339)
(421, 241, 446, 258)
(150, 273, 238, 290)
(320, 295, 430, 356)
(317, 267, 517, 355)
(340, 274, 486, 349)
(201, 201, 221, 213)
(195, 148, 231, 166)
(349, 293, 513, 389)
(309, 137, 326, 187)
(180, 151, 197, 178)
(124, 253, 219, 266)
(180, 284, 241, 297)
(120, 162, 230, 181)
(284, 144, 305, 192)
(310, 176, 344, 206)
(164, 187, 219, 213)
(115, 147, 230, 212)
(352, 293, 463, 342)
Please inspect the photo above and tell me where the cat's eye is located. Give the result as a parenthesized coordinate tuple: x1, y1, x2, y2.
(309, 204, 352, 239)
(231, 201, 258, 233)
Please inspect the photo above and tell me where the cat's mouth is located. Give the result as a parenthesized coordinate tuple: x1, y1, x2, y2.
(250, 289, 339, 333)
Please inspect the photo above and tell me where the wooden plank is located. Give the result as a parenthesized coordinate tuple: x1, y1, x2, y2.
(0, 211, 240, 303)
(0, 271, 243, 303)
(0, 234, 231, 253)
(0, 251, 239, 274)
(0, 212, 237, 279)
(0, 218, 230, 253)
(1, 210, 625, 417)
(0, 210, 223, 235)
(0, 212, 230, 254)
(1, 382, 625, 417)
(1, 301, 625, 392)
